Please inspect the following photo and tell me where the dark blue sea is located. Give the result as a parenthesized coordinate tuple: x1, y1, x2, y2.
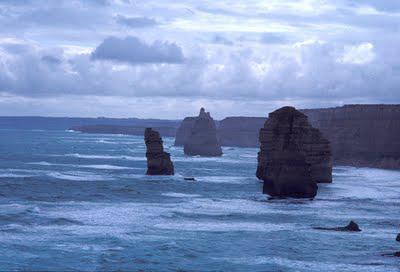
(0, 129, 399, 271)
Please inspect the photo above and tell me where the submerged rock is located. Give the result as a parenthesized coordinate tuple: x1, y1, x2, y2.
(396, 233, 400, 242)
(144, 128, 174, 175)
(314, 221, 361, 232)
(184, 108, 222, 157)
(257, 106, 332, 198)
(184, 177, 196, 181)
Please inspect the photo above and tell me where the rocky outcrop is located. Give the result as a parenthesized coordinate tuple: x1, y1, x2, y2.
(174, 117, 196, 146)
(302, 105, 400, 169)
(314, 221, 361, 232)
(257, 106, 332, 198)
(144, 128, 174, 175)
(184, 108, 222, 157)
(218, 117, 266, 147)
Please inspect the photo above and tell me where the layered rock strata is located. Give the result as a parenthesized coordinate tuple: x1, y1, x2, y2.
(144, 128, 174, 175)
(184, 108, 222, 157)
(302, 104, 400, 169)
(257, 106, 332, 198)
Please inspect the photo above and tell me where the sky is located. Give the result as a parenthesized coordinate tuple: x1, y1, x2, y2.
(0, 0, 399, 119)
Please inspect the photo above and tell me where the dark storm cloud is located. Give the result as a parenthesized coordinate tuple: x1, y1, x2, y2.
(0, 0, 400, 118)
(116, 15, 159, 28)
(91, 36, 185, 64)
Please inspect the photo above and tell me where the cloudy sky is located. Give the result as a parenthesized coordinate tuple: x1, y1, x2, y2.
(0, 0, 399, 119)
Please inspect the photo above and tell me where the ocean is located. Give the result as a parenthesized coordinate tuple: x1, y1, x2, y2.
(0, 129, 399, 271)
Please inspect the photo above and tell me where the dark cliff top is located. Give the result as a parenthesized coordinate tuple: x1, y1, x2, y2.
(301, 104, 400, 111)
(221, 116, 266, 121)
(269, 106, 308, 120)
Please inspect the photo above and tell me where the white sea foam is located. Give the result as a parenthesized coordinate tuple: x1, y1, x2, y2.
(61, 153, 145, 161)
(162, 192, 202, 198)
(27, 161, 53, 166)
(215, 256, 395, 272)
(153, 221, 291, 232)
(195, 175, 253, 184)
(27, 161, 133, 170)
(79, 164, 132, 170)
(47, 171, 114, 181)
(0, 173, 34, 178)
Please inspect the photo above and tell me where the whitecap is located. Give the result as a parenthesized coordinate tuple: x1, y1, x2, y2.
(162, 192, 202, 198)
(47, 171, 114, 181)
(195, 175, 253, 184)
(0, 173, 34, 178)
(79, 164, 133, 170)
(153, 221, 291, 232)
(62, 153, 145, 161)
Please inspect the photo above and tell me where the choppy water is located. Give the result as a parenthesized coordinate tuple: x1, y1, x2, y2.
(0, 129, 399, 271)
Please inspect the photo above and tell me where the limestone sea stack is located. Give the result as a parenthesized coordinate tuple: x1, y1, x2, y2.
(144, 128, 174, 175)
(184, 108, 222, 157)
(257, 106, 332, 198)
(174, 117, 196, 146)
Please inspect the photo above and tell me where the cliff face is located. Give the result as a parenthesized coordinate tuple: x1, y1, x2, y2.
(174, 117, 196, 146)
(218, 117, 266, 147)
(184, 108, 222, 157)
(144, 128, 174, 175)
(257, 107, 332, 198)
(301, 105, 400, 169)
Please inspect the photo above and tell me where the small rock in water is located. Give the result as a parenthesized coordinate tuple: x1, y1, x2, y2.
(184, 177, 196, 181)
(396, 233, 400, 242)
(314, 221, 361, 232)
(342, 221, 361, 231)
(395, 252, 400, 257)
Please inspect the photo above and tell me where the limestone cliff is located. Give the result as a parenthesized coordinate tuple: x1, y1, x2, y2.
(302, 105, 400, 169)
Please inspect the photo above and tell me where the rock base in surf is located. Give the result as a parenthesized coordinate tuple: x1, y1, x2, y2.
(144, 128, 174, 175)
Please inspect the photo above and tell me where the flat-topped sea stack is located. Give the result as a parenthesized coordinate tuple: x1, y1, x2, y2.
(257, 106, 332, 198)
(184, 108, 222, 157)
(144, 128, 174, 175)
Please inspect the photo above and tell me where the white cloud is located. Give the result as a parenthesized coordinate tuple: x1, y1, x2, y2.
(338, 42, 375, 65)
